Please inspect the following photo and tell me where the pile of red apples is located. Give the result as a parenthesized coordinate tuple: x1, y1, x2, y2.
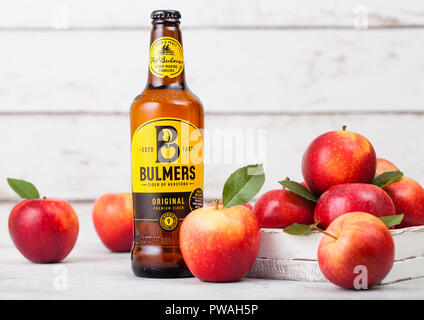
(253, 126, 424, 288)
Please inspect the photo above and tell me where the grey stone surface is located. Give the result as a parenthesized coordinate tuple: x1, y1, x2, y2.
(1, 203, 423, 300)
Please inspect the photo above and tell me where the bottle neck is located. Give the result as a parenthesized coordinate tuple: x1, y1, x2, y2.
(147, 23, 186, 89)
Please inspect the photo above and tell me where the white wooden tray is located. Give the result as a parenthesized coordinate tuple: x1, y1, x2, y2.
(246, 226, 424, 284)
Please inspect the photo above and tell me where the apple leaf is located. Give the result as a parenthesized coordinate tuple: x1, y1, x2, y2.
(222, 164, 265, 208)
(379, 214, 404, 228)
(283, 222, 319, 236)
(7, 178, 40, 200)
(278, 179, 318, 203)
(373, 171, 403, 188)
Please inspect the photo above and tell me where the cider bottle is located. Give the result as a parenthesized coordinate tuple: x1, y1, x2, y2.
(130, 10, 204, 278)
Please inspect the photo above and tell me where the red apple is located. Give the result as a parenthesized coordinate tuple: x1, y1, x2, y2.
(207, 200, 253, 211)
(302, 128, 376, 195)
(92, 193, 133, 252)
(180, 204, 260, 282)
(253, 189, 315, 228)
(375, 158, 399, 178)
(383, 177, 424, 228)
(314, 183, 396, 229)
(9, 199, 79, 263)
(318, 212, 394, 289)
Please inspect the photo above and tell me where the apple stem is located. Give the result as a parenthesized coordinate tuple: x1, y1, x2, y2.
(42, 196, 46, 200)
(310, 224, 338, 240)
(342, 125, 347, 131)
(281, 177, 289, 190)
(213, 199, 219, 210)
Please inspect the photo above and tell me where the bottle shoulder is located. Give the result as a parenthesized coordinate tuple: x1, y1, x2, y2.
(130, 88, 203, 112)
(130, 88, 204, 131)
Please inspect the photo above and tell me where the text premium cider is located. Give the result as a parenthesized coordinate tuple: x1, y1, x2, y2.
(130, 10, 204, 278)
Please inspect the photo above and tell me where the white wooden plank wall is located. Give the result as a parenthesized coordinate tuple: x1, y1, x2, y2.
(0, 1, 423, 203)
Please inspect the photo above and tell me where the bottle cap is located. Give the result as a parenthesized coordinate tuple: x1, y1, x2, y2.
(151, 10, 181, 20)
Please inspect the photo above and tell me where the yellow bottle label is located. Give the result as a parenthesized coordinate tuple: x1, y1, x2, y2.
(149, 37, 184, 79)
(131, 118, 203, 232)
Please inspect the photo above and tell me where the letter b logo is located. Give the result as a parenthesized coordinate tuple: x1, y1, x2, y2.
(156, 126, 180, 163)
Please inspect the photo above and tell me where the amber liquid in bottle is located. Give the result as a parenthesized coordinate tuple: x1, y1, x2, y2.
(130, 10, 204, 278)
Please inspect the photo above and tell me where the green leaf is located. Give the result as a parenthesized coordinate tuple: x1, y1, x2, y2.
(278, 179, 318, 202)
(284, 222, 319, 236)
(379, 214, 404, 228)
(373, 171, 403, 188)
(222, 164, 265, 208)
(7, 178, 40, 199)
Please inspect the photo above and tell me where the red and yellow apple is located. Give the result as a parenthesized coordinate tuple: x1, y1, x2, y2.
(253, 189, 315, 228)
(318, 212, 394, 289)
(375, 158, 399, 178)
(314, 183, 396, 229)
(302, 128, 376, 195)
(383, 177, 424, 228)
(180, 204, 260, 282)
(92, 193, 133, 252)
(9, 199, 79, 263)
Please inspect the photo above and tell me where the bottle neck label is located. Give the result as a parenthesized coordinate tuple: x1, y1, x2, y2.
(149, 37, 184, 79)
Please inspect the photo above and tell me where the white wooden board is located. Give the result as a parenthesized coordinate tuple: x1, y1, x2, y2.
(1, 0, 423, 28)
(247, 226, 424, 284)
(1, 113, 423, 202)
(1, 29, 424, 113)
